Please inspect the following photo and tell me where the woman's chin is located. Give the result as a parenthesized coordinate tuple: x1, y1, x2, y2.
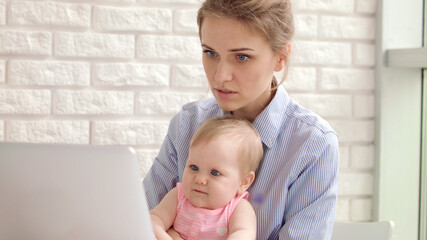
(215, 100, 238, 112)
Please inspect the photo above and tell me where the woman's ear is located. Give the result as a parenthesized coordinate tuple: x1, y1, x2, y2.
(238, 171, 255, 194)
(274, 43, 291, 72)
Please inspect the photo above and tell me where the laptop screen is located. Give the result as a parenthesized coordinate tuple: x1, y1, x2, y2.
(0, 142, 154, 240)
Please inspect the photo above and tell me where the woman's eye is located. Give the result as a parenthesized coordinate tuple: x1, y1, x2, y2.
(236, 54, 249, 62)
(210, 170, 220, 176)
(203, 50, 217, 58)
(190, 165, 199, 171)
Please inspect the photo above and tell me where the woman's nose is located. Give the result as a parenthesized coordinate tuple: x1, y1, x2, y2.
(215, 60, 233, 83)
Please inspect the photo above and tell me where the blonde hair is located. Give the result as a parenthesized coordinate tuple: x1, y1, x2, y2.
(197, 0, 295, 86)
(190, 116, 263, 173)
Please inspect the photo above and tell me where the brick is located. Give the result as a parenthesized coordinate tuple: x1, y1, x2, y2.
(10, 1, 90, 27)
(0, 1, 5, 25)
(356, 0, 378, 14)
(339, 172, 373, 195)
(7, 121, 89, 144)
(137, 35, 201, 61)
(354, 95, 374, 118)
(282, 67, 316, 91)
(0, 89, 50, 114)
(94, 63, 170, 87)
(292, 0, 355, 13)
(172, 64, 208, 88)
(136, 149, 158, 178)
(94, 6, 172, 32)
(335, 198, 350, 221)
(329, 120, 374, 142)
(350, 145, 374, 169)
(54, 32, 134, 58)
(9, 60, 90, 86)
(320, 68, 374, 91)
(0, 121, 4, 141)
(0, 60, 4, 83)
(0, 31, 51, 55)
(53, 90, 134, 115)
(294, 14, 318, 39)
(92, 121, 169, 146)
(339, 145, 350, 169)
(350, 198, 372, 221)
(137, 92, 205, 115)
(320, 16, 375, 40)
(354, 43, 375, 67)
(290, 94, 352, 118)
(174, 9, 198, 33)
(292, 41, 351, 66)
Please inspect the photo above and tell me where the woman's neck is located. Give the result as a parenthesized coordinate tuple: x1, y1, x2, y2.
(232, 88, 277, 122)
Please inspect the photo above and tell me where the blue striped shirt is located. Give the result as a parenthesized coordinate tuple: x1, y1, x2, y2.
(143, 86, 339, 240)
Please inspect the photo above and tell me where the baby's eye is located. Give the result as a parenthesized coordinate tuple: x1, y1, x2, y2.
(203, 50, 217, 58)
(190, 165, 199, 171)
(236, 54, 249, 62)
(210, 169, 220, 176)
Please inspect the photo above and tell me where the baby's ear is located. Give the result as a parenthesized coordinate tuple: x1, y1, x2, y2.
(238, 171, 255, 194)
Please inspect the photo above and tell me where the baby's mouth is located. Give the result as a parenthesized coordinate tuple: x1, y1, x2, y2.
(193, 189, 208, 194)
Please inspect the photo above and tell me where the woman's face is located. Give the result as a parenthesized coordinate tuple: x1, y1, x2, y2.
(200, 16, 285, 121)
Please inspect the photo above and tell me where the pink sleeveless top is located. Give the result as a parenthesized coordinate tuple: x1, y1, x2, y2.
(173, 183, 248, 240)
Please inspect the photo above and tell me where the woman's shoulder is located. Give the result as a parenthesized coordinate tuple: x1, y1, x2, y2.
(181, 97, 218, 112)
(177, 97, 223, 122)
(167, 97, 222, 138)
(285, 98, 336, 136)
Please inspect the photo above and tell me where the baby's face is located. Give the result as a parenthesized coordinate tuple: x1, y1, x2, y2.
(182, 136, 246, 209)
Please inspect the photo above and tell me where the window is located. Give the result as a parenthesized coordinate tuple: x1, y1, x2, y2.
(375, 0, 426, 239)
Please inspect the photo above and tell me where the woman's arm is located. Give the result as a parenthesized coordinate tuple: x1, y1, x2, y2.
(143, 114, 181, 209)
(150, 187, 179, 240)
(228, 199, 257, 240)
(280, 132, 339, 239)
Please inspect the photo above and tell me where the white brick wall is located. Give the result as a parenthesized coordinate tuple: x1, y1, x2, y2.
(0, 121, 4, 141)
(7, 121, 90, 144)
(10, 60, 90, 86)
(0, 60, 5, 83)
(0, 0, 377, 222)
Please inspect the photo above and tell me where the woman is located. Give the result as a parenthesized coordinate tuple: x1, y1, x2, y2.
(143, 0, 339, 239)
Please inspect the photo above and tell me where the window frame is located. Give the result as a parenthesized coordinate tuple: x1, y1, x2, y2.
(421, 68, 426, 240)
(374, 0, 425, 240)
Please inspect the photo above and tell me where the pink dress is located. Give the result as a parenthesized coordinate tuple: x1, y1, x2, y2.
(173, 183, 249, 240)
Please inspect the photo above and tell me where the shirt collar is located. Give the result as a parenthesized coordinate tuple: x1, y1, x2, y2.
(252, 86, 289, 148)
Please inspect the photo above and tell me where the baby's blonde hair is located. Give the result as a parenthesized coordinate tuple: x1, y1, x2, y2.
(190, 116, 263, 174)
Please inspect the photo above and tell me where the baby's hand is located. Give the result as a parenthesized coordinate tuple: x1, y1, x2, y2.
(154, 233, 173, 240)
(166, 228, 184, 240)
(153, 225, 173, 240)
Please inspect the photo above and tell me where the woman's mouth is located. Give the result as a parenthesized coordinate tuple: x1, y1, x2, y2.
(215, 88, 236, 99)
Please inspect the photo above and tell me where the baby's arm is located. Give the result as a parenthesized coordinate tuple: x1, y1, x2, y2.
(150, 187, 179, 240)
(227, 199, 256, 240)
(166, 228, 184, 240)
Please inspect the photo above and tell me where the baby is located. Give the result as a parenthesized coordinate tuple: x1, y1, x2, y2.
(150, 116, 263, 240)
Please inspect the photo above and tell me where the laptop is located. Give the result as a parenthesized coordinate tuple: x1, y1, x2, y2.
(0, 142, 154, 240)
